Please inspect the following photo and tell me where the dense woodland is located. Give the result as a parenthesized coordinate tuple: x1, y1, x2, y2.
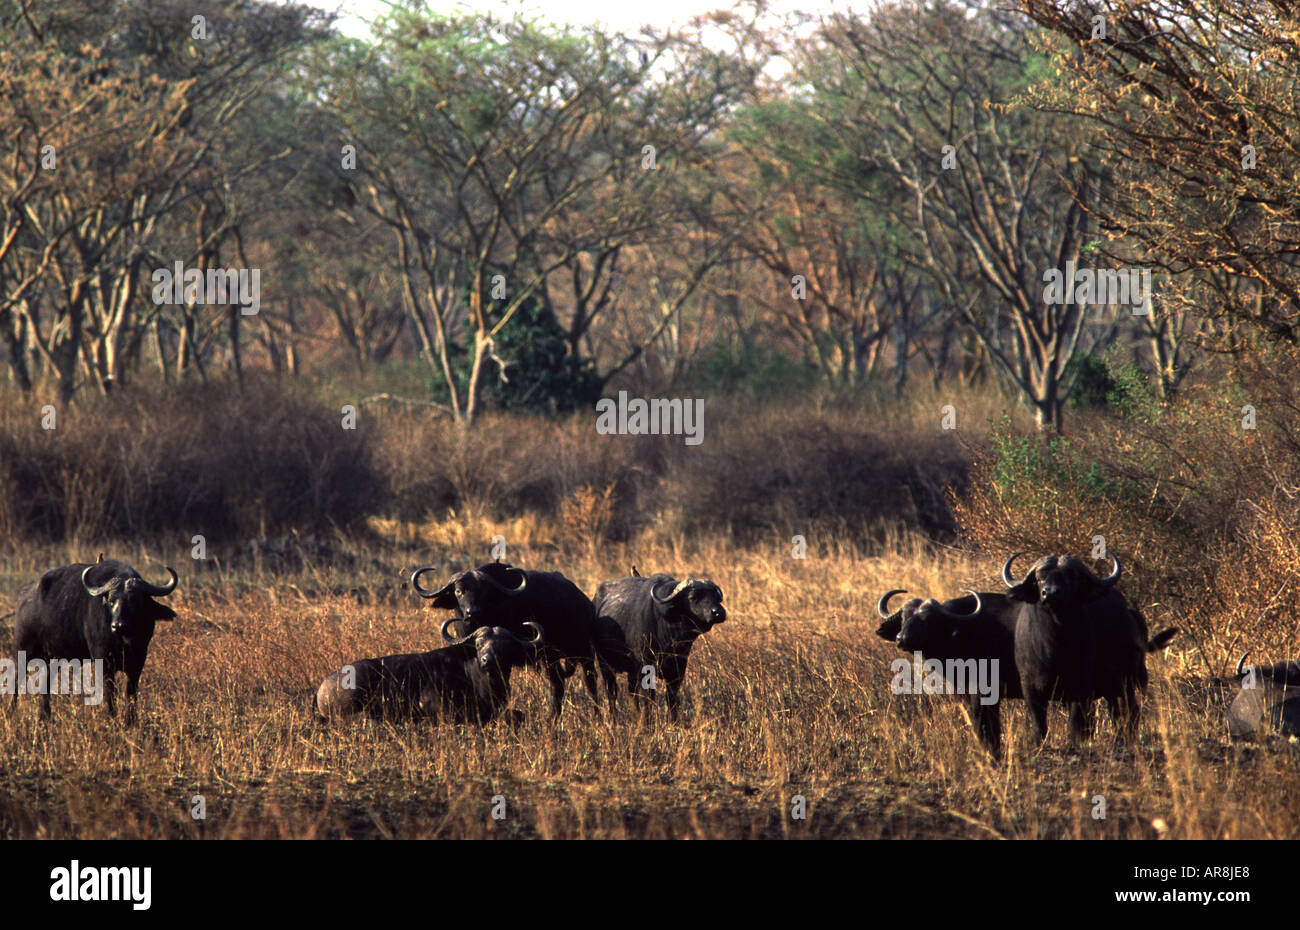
(1, 0, 1295, 427)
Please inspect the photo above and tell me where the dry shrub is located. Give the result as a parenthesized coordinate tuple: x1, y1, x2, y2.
(0, 375, 383, 544)
(654, 401, 970, 545)
(555, 482, 617, 552)
(0, 380, 1000, 555)
(375, 409, 642, 537)
(372, 395, 976, 549)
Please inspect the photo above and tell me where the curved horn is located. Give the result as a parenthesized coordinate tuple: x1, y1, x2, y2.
(652, 577, 692, 604)
(82, 565, 113, 598)
(1091, 553, 1121, 586)
(411, 565, 442, 598)
(521, 621, 544, 644)
(482, 568, 527, 596)
(877, 589, 908, 619)
(441, 617, 477, 647)
(137, 566, 178, 597)
(1002, 552, 1027, 588)
(935, 589, 983, 619)
(1235, 651, 1250, 677)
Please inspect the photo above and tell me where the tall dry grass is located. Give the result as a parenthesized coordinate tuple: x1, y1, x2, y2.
(0, 529, 1292, 840)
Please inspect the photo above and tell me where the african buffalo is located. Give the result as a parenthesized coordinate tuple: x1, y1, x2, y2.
(592, 572, 726, 720)
(410, 561, 617, 719)
(314, 620, 543, 724)
(11, 559, 178, 723)
(1003, 552, 1177, 745)
(1227, 653, 1300, 738)
(876, 588, 1022, 756)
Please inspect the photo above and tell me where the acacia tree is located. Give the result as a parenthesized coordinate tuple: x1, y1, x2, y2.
(812, 2, 1122, 429)
(1020, 0, 1300, 344)
(540, 13, 765, 379)
(724, 77, 944, 389)
(308, 9, 760, 422)
(0, 0, 328, 398)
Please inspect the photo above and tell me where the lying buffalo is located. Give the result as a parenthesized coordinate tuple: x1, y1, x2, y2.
(11, 559, 178, 723)
(876, 588, 1021, 756)
(410, 561, 619, 719)
(1227, 653, 1300, 739)
(315, 620, 542, 724)
(1003, 553, 1177, 745)
(593, 572, 726, 720)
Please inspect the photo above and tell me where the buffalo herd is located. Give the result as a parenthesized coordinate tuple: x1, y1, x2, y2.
(2, 549, 1292, 751)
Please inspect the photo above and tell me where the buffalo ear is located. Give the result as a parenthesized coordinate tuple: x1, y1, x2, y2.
(1007, 579, 1039, 603)
(147, 600, 177, 622)
(428, 582, 458, 610)
(875, 615, 903, 641)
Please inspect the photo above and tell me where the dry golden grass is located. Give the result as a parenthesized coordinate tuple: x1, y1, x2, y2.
(1, 527, 1295, 840)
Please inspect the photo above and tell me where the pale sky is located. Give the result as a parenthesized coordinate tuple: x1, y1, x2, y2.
(298, 0, 848, 38)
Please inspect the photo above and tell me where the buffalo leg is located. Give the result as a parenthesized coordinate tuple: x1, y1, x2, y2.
(596, 659, 621, 719)
(662, 656, 689, 722)
(122, 652, 150, 727)
(578, 659, 603, 716)
(123, 674, 141, 727)
(1024, 691, 1049, 746)
(1107, 686, 1141, 743)
(1067, 701, 1095, 743)
(665, 676, 684, 722)
(20, 653, 53, 719)
(970, 698, 1002, 759)
(1124, 687, 1142, 741)
(545, 664, 566, 719)
(102, 674, 117, 719)
(627, 669, 654, 720)
(598, 662, 620, 713)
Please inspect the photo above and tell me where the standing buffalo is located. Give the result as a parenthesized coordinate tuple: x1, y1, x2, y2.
(11, 559, 178, 723)
(314, 620, 543, 724)
(410, 561, 616, 719)
(1003, 552, 1177, 745)
(1227, 653, 1300, 738)
(876, 588, 1022, 756)
(592, 572, 726, 720)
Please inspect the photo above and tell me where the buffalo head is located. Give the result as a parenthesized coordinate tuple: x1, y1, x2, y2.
(652, 577, 726, 629)
(82, 563, 178, 636)
(457, 621, 544, 673)
(1002, 552, 1119, 610)
(877, 588, 982, 651)
(412, 562, 527, 630)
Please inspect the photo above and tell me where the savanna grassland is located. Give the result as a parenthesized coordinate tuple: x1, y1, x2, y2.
(1, 372, 1296, 841)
